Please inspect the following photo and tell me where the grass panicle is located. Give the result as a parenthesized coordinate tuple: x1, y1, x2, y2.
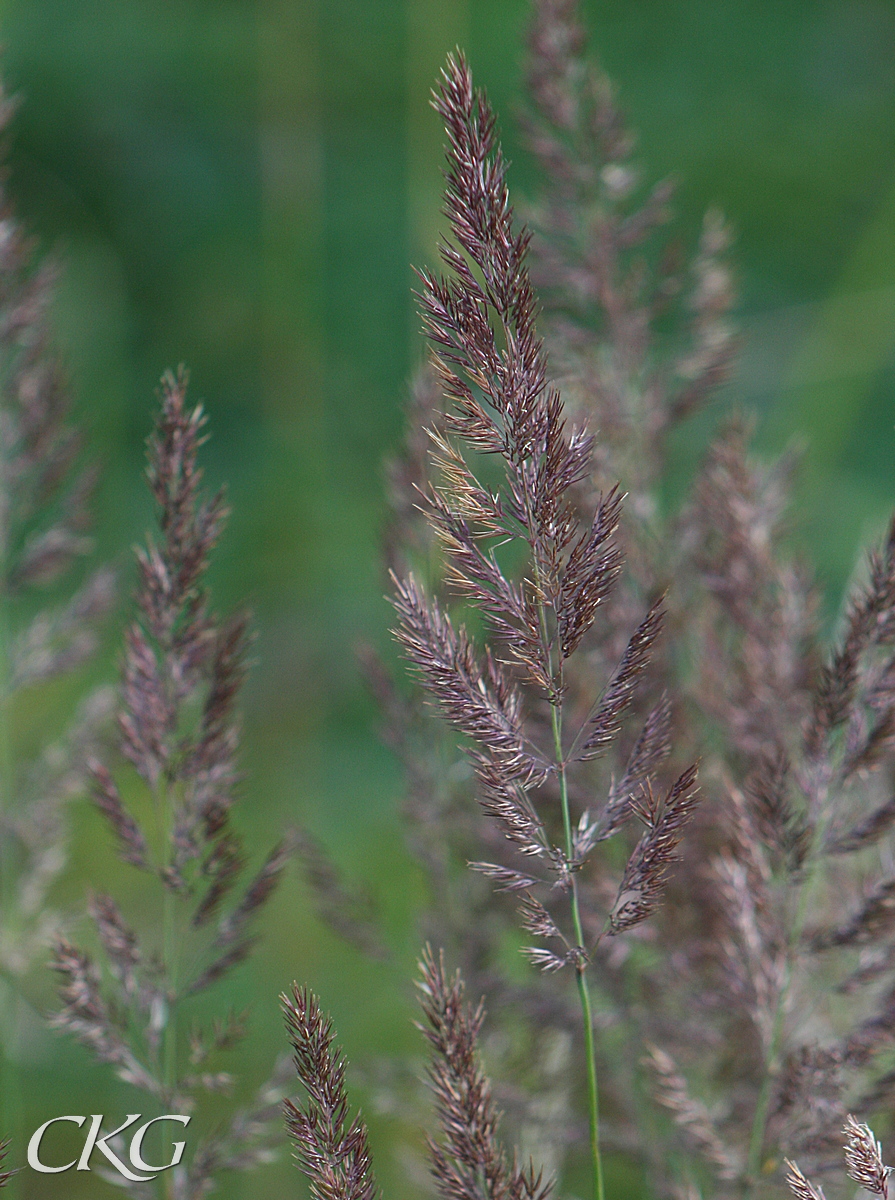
(50, 371, 291, 1198)
(282, 984, 380, 1200)
(392, 49, 700, 1200)
(0, 75, 115, 1190)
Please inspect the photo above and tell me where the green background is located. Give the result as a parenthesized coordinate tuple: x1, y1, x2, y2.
(1, 0, 895, 1195)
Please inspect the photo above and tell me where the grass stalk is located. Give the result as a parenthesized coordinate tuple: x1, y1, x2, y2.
(158, 751, 179, 1200)
(552, 696, 604, 1200)
(0, 537, 21, 1200)
(161, 783, 178, 1101)
(534, 529, 606, 1200)
(745, 826, 828, 1195)
(0, 562, 20, 1197)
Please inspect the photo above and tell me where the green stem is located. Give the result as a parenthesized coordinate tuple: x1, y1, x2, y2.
(577, 961, 603, 1200)
(159, 784, 178, 1200)
(745, 990, 787, 1190)
(551, 700, 605, 1200)
(745, 829, 827, 1196)
(529, 516, 604, 1200)
(162, 883, 177, 1093)
(0, 570, 21, 1197)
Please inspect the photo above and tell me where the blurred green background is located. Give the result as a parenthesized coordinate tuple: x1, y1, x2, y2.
(1, 0, 895, 1195)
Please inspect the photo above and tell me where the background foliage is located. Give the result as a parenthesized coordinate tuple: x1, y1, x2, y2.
(1, 0, 895, 1195)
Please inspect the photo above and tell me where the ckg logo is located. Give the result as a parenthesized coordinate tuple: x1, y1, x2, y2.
(28, 1114, 191, 1182)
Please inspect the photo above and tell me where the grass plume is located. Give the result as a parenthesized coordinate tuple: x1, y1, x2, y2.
(51, 371, 291, 1197)
(392, 50, 699, 1200)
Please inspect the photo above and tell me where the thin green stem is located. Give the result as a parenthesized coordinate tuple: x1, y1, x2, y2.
(745, 826, 828, 1197)
(162, 884, 177, 1093)
(745, 992, 786, 1192)
(577, 967, 603, 1200)
(551, 698, 605, 1200)
(159, 781, 178, 1200)
(0, 564, 21, 1198)
(528, 514, 604, 1200)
